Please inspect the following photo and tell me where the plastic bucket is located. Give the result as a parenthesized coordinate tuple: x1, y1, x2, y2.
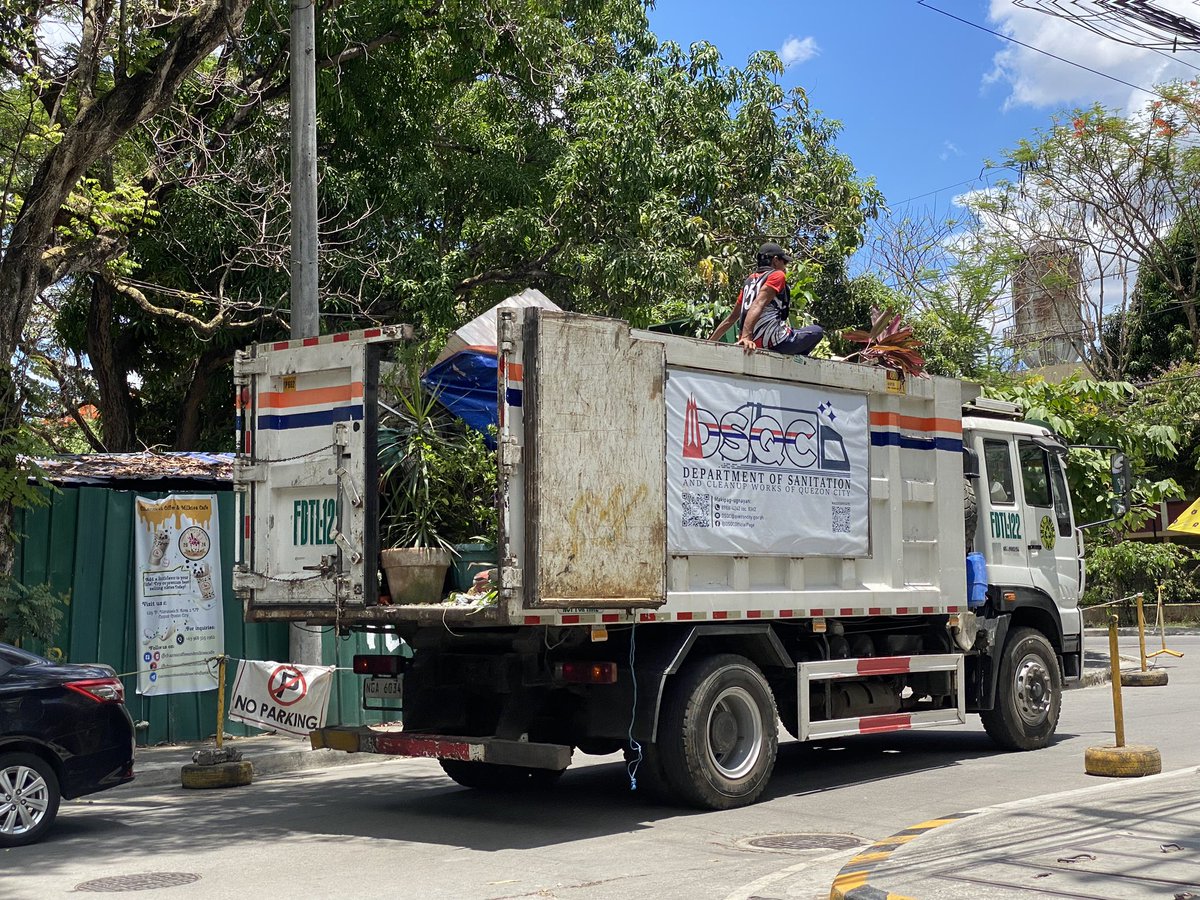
(966, 552, 988, 609)
(451, 543, 498, 591)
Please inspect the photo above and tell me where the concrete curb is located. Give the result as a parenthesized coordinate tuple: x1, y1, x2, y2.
(118, 746, 384, 793)
(827, 767, 1200, 900)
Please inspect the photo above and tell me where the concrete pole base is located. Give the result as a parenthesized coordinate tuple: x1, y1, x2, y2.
(181, 761, 254, 789)
(1084, 744, 1162, 778)
(1120, 669, 1169, 687)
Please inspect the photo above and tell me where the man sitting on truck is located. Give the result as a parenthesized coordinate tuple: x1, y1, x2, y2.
(708, 242, 824, 357)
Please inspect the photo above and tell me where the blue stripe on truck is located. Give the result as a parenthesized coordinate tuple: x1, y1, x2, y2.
(870, 431, 961, 453)
(257, 404, 364, 431)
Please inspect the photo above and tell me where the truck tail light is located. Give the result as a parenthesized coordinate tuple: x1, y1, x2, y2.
(555, 661, 618, 685)
(65, 677, 125, 704)
(353, 655, 408, 675)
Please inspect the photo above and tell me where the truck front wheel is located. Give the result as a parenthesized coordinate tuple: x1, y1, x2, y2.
(655, 654, 778, 810)
(981, 626, 1061, 750)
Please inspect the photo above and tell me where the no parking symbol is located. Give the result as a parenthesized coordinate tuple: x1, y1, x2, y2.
(228, 659, 335, 737)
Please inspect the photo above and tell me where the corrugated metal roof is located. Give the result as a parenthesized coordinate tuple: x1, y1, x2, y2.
(32, 452, 234, 485)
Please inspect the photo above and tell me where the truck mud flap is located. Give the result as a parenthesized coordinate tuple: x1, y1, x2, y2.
(310, 727, 572, 770)
(797, 654, 966, 742)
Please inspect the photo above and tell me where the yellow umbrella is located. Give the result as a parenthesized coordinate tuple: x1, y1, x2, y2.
(1166, 497, 1200, 535)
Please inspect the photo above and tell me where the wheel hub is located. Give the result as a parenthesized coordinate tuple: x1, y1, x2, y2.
(1014, 653, 1053, 727)
(705, 686, 764, 780)
(0, 765, 49, 835)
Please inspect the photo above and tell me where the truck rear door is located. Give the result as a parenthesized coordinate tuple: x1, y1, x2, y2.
(234, 328, 408, 614)
(521, 311, 667, 608)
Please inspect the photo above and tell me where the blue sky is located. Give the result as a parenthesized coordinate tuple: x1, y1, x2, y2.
(647, 1, 1200, 217)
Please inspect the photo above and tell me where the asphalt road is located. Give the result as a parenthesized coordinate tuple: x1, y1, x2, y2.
(3, 635, 1197, 900)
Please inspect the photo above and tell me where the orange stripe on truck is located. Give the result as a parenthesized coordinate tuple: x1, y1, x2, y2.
(258, 382, 364, 409)
(868, 411, 961, 434)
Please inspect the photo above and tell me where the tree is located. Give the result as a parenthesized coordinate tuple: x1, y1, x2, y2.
(969, 81, 1200, 379)
(0, 0, 261, 573)
(987, 376, 1181, 530)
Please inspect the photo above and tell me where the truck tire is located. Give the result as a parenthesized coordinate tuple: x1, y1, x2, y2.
(964, 477, 978, 554)
(655, 654, 778, 810)
(980, 627, 1061, 750)
(438, 760, 565, 791)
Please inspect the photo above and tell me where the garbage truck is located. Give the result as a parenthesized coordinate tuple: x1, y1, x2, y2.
(232, 306, 1117, 809)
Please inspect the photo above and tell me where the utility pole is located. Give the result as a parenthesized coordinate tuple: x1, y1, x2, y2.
(289, 0, 321, 666)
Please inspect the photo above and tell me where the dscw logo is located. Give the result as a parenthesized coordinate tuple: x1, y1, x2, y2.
(682, 395, 851, 472)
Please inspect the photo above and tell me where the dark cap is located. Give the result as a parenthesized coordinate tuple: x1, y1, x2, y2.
(757, 242, 792, 262)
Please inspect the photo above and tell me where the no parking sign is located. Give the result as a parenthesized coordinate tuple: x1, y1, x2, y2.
(228, 660, 335, 736)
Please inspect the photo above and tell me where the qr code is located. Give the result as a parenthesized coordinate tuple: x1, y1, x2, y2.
(682, 492, 712, 528)
(832, 505, 851, 534)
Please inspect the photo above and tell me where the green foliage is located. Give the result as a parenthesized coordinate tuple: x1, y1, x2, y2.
(377, 362, 496, 551)
(0, 575, 67, 647)
(1083, 541, 1200, 606)
(987, 376, 1182, 529)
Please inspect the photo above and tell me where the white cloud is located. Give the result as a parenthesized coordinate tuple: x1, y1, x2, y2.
(985, 0, 1198, 112)
(940, 140, 962, 161)
(779, 35, 819, 68)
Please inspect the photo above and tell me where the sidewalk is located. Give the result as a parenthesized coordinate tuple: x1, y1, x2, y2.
(116, 732, 385, 793)
(829, 766, 1200, 899)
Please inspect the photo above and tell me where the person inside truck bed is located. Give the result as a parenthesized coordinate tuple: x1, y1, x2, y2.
(708, 242, 824, 356)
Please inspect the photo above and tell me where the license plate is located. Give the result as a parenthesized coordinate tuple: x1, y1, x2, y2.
(363, 676, 402, 702)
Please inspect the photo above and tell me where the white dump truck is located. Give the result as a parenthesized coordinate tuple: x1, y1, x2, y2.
(233, 307, 1114, 809)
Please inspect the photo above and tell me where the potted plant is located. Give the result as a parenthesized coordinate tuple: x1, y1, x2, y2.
(377, 364, 497, 604)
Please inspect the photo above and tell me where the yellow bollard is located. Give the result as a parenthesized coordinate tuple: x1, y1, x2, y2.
(1147, 583, 1184, 661)
(216, 657, 226, 753)
(181, 655, 252, 789)
(1122, 593, 1168, 686)
(1085, 615, 1161, 777)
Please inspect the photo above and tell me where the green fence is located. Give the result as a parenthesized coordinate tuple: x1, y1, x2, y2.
(13, 486, 396, 745)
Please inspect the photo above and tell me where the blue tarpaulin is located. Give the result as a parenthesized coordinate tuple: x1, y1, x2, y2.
(422, 350, 499, 445)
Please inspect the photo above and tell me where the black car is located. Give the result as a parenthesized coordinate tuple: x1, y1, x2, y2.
(0, 642, 135, 846)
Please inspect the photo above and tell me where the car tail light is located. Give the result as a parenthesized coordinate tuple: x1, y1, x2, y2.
(555, 661, 618, 685)
(65, 677, 125, 703)
(353, 654, 407, 675)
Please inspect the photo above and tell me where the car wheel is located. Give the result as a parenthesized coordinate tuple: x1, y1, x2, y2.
(0, 752, 61, 847)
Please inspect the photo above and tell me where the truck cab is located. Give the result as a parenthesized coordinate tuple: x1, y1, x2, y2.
(962, 403, 1085, 705)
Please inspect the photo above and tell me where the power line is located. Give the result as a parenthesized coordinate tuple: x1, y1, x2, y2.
(917, 0, 1159, 96)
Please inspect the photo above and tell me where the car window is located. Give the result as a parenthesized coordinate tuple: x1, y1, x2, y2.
(1019, 441, 1053, 508)
(0, 643, 45, 667)
(983, 439, 1016, 505)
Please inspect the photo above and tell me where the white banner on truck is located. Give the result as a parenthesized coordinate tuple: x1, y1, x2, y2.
(666, 370, 870, 556)
(228, 660, 336, 736)
(134, 494, 225, 695)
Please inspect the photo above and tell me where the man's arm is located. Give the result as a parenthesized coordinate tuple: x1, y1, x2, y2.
(708, 298, 742, 342)
(736, 286, 777, 352)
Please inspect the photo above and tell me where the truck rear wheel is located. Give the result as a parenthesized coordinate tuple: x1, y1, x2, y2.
(655, 654, 778, 810)
(981, 627, 1061, 750)
(438, 760, 565, 791)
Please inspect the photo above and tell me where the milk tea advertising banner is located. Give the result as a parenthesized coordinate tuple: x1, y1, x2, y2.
(134, 494, 225, 695)
(666, 370, 870, 557)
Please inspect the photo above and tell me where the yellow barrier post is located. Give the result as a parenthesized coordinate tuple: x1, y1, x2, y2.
(1147, 583, 1184, 661)
(181, 655, 252, 789)
(1121, 593, 1168, 686)
(1085, 615, 1161, 777)
(215, 655, 227, 751)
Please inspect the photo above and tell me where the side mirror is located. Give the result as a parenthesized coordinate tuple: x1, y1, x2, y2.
(1111, 452, 1132, 517)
